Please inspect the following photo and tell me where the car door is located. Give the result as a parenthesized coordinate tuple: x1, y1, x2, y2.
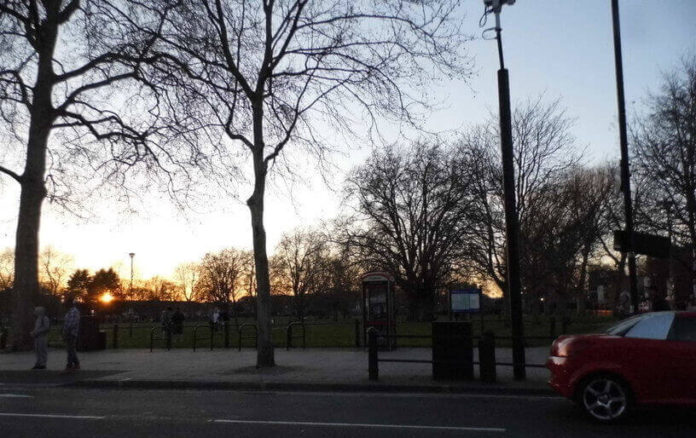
(619, 312, 681, 403)
(665, 314, 696, 403)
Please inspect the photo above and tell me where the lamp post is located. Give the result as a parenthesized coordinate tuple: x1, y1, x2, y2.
(482, 0, 526, 380)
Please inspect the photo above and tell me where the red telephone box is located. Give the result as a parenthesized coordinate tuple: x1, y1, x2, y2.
(362, 272, 396, 350)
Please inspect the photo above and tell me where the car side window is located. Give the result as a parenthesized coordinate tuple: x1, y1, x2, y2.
(670, 317, 696, 342)
(624, 313, 675, 340)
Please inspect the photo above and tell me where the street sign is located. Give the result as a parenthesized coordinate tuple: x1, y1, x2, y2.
(613, 230, 670, 258)
(451, 289, 481, 313)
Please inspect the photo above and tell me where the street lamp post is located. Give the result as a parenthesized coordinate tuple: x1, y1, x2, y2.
(482, 0, 526, 380)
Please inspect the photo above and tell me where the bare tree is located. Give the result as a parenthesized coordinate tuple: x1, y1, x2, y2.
(143, 276, 178, 302)
(138, 0, 471, 366)
(633, 57, 696, 300)
(198, 249, 245, 324)
(343, 142, 475, 320)
(274, 228, 328, 322)
(519, 166, 615, 316)
(39, 246, 74, 296)
(461, 98, 580, 308)
(174, 262, 201, 302)
(0, 0, 174, 349)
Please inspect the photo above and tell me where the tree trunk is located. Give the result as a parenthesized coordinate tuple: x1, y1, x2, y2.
(9, 22, 57, 350)
(11, 171, 46, 350)
(248, 103, 274, 367)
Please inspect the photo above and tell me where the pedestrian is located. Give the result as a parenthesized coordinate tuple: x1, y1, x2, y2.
(161, 307, 173, 336)
(172, 307, 185, 335)
(30, 306, 50, 370)
(62, 297, 81, 371)
(210, 307, 220, 332)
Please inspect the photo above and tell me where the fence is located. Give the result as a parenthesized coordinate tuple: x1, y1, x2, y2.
(37, 313, 597, 351)
(367, 328, 549, 381)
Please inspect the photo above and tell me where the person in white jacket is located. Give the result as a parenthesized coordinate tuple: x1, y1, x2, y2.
(30, 306, 50, 370)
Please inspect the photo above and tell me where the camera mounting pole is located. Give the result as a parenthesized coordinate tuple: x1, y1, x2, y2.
(483, 0, 526, 380)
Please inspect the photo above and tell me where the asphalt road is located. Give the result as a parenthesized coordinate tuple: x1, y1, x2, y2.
(0, 387, 694, 437)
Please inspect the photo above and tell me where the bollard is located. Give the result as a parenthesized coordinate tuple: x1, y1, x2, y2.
(478, 331, 496, 383)
(301, 323, 306, 349)
(224, 321, 230, 349)
(355, 319, 361, 349)
(368, 328, 378, 381)
(0, 327, 6, 350)
(112, 324, 119, 349)
(286, 323, 293, 351)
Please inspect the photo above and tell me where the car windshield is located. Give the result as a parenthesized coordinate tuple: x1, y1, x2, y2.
(605, 314, 650, 336)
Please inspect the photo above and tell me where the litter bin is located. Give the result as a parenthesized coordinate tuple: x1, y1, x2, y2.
(78, 316, 105, 351)
(432, 321, 474, 380)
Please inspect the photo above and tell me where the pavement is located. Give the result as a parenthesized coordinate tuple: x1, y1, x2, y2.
(0, 346, 554, 395)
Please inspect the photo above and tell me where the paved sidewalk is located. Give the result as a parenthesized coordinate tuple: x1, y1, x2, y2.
(0, 347, 553, 395)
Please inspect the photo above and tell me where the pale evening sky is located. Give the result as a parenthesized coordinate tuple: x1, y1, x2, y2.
(0, 0, 694, 281)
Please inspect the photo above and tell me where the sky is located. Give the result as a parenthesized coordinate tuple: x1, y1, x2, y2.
(1, 0, 695, 282)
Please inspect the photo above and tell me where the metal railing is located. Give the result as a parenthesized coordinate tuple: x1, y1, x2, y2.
(192, 324, 213, 352)
(367, 328, 548, 381)
(237, 322, 257, 351)
(285, 321, 306, 350)
(149, 327, 172, 352)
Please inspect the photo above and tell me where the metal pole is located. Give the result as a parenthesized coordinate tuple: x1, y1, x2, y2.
(368, 328, 378, 381)
(611, 0, 639, 313)
(494, 11, 526, 381)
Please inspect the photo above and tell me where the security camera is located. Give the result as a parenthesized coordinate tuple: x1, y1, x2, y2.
(484, 0, 516, 8)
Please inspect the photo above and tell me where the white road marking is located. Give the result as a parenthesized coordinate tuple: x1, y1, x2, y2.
(211, 419, 506, 433)
(0, 413, 104, 420)
(249, 391, 559, 401)
(0, 394, 33, 398)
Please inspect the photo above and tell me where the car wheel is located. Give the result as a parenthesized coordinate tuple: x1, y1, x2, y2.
(579, 375, 630, 422)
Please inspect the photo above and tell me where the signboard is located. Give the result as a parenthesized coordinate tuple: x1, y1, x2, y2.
(451, 288, 481, 313)
(613, 230, 670, 258)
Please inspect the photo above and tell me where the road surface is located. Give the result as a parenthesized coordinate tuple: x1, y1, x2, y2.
(0, 387, 693, 437)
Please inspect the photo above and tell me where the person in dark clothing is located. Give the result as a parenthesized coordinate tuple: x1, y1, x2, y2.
(62, 298, 80, 371)
(172, 307, 185, 335)
(161, 307, 173, 335)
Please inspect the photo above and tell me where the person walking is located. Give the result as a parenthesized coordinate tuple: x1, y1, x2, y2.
(30, 306, 50, 370)
(62, 298, 81, 371)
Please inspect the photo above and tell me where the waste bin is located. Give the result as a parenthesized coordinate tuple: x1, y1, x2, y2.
(432, 321, 474, 380)
(78, 316, 105, 351)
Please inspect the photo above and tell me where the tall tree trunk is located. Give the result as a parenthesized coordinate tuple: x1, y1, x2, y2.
(248, 103, 274, 367)
(9, 17, 58, 350)
(11, 159, 47, 350)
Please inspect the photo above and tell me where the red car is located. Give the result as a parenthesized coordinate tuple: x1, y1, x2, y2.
(547, 311, 696, 422)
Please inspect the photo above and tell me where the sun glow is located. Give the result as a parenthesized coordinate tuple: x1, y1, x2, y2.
(99, 292, 115, 304)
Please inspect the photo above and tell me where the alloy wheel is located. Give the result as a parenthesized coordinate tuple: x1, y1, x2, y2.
(581, 376, 628, 422)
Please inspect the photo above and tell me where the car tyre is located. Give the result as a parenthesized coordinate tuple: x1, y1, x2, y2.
(578, 374, 631, 423)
